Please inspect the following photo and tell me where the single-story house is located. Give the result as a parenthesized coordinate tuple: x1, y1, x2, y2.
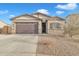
(11, 12, 65, 34)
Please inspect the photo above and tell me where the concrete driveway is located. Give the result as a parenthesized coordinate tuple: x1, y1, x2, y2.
(0, 34, 38, 56)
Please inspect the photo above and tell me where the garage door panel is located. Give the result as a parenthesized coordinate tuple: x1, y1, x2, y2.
(16, 22, 38, 34)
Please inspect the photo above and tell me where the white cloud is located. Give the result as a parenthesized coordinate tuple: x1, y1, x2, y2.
(56, 11, 64, 15)
(9, 15, 15, 18)
(0, 10, 8, 15)
(56, 3, 77, 10)
(36, 9, 49, 14)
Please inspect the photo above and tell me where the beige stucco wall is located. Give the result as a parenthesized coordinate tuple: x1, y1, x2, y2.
(12, 16, 42, 34)
(33, 14, 50, 22)
(47, 20, 65, 34)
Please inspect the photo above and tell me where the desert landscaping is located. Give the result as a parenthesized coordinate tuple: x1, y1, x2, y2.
(36, 34, 79, 56)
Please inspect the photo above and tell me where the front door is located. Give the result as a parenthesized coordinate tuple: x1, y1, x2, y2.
(42, 22, 46, 33)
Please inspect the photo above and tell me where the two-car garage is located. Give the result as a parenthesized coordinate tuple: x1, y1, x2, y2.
(16, 22, 38, 34)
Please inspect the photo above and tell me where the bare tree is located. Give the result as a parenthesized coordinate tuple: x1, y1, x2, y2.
(64, 14, 79, 37)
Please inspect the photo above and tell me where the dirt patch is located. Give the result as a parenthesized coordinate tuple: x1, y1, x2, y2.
(36, 35, 79, 56)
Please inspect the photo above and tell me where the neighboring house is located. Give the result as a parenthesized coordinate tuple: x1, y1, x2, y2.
(0, 21, 7, 28)
(0, 20, 10, 34)
(2, 26, 11, 34)
(11, 12, 65, 34)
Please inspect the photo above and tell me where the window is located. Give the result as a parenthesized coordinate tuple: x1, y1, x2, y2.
(50, 23, 61, 29)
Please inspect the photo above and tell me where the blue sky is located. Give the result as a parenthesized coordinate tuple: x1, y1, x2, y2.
(0, 3, 79, 24)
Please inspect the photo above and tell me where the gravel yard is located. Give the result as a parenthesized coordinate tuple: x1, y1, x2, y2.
(36, 35, 79, 56)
